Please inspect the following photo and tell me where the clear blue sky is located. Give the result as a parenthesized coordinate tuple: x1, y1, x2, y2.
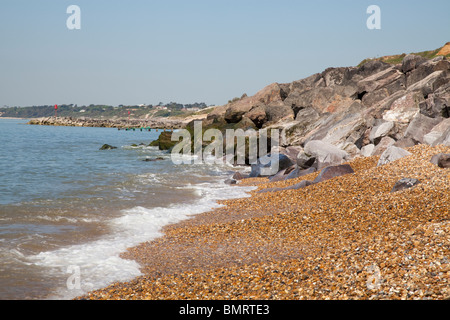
(0, 0, 449, 107)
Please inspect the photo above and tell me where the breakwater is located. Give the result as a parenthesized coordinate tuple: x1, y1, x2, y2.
(27, 116, 185, 130)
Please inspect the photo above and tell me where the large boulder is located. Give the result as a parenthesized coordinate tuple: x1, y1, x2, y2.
(284, 146, 303, 161)
(224, 102, 253, 124)
(312, 164, 355, 184)
(246, 105, 267, 128)
(401, 54, 427, 73)
(322, 67, 358, 87)
(403, 113, 442, 144)
(205, 104, 228, 125)
(303, 102, 365, 144)
(249, 153, 294, 178)
(356, 60, 392, 79)
(264, 101, 295, 124)
(357, 66, 404, 93)
(406, 57, 449, 87)
(407, 70, 449, 97)
(303, 140, 349, 169)
(281, 108, 322, 146)
(232, 172, 248, 180)
(285, 85, 357, 115)
(369, 121, 395, 144)
(296, 151, 317, 169)
(99, 144, 117, 150)
(377, 146, 412, 166)
(320, 111, 367, 147)
(383, 92, 422, 123)
(154, 131, 179, 151)
(268, 168, 289, 182)
(372, 136, 396, 156)
(393, 138, 417, 149)
(224, 83, 287, 124)
(429, 123, 450, 147)
(361, 144, 375, 157)
(284, 166, 317, 181)
(430, 153, 450, 168)
(420, 90, 450, 119)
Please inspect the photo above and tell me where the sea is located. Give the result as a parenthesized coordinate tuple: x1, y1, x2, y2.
(0, 118, 254, 300)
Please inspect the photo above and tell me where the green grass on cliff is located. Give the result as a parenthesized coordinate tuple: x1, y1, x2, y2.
(357, 47, 446, 67)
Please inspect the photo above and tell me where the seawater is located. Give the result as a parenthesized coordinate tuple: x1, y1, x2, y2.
(0, 119, 254, 300)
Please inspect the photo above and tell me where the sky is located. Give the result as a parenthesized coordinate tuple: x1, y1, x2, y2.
(0, 0, 449, 107)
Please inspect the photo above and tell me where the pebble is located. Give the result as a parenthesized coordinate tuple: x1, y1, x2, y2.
(77, 144, 450, 300)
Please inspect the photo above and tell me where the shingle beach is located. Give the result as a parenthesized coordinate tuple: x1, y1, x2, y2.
(78, 144, 449, 300)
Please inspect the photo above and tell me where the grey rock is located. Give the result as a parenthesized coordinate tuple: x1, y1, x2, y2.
(284, 146, 303, 161)
(430, 153, 450, 168)
(358, 67, 404, 93)
(99, 144, 117, 150)
(372, 136, 396, 156)
(403, 113, 442, 144)
(356, 60, 392, 78)
(393, 138, 417, 149)
(249, 153, 294, 178)
(407, 71, 449, 98)
(391, 178, 420, 193)
(264, 101, 295, 123)
(285, 166, 317, 181)
(304, 140, 349, 170)
(382, 92, 422, 123)
(269, 169, 288, 182)
(377, 146, 412, 166)
(232, 172, 248, 180)
(369, 121, 395, 144)
(296, 151, 316, 169)
(246, 105, 267, 128)
(313, 164, 354, 184)
(423, 118, 450, 146)
(224, 179, 237, 185)
(401, 54, 427, 73)
(361, 144, 375, 157)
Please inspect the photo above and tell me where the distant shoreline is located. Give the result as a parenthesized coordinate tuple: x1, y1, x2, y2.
(0, 117, 29, 120)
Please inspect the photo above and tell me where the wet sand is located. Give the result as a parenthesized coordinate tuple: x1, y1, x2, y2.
(78, 144, 450, 300)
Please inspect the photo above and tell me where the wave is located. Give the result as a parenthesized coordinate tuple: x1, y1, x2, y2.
(25, 180, 256, 300)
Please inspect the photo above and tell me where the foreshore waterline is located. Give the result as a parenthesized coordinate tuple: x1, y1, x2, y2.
(78, 144, 450, 300)
(1, 118, 260, 300)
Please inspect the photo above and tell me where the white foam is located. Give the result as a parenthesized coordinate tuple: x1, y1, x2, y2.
(26, 180, 256, 300)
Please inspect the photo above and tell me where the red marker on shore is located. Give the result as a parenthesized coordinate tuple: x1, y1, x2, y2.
(55, 104, 58, 118)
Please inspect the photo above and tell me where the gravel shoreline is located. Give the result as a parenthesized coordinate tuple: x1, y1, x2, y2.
(78, 144, 450, 300)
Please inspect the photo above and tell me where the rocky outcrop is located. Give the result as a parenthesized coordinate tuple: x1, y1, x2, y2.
(99, 144, 117, 150)
(211, 46, 449, 171)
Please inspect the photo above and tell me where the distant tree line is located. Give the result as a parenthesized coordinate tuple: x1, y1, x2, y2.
(0, 102, 211, 119)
